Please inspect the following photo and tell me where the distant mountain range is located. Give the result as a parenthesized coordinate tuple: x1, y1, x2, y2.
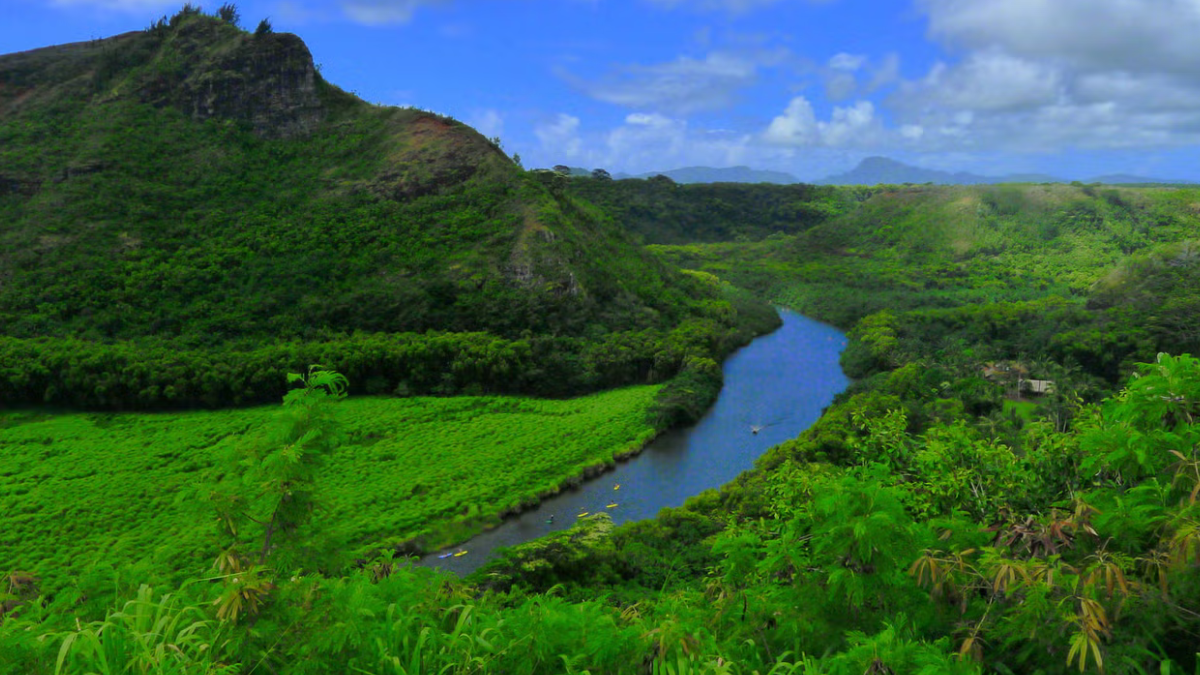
(567, 158, 1193, 186)
(816, 157, 1194, 186)
(613, 165, 800, 184)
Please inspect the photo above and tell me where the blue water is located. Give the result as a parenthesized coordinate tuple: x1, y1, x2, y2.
(419, 308, 848, 575)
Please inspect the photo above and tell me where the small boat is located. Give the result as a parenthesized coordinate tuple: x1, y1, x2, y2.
(577, 511, 589, 517)
(606, 502, 618, 509)
(613, 484, 621, 491)
(453, 550, 468, 558)
(437, 552, 453, 559)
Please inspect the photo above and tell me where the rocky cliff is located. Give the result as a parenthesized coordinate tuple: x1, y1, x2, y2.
(0, 15, 327, 139)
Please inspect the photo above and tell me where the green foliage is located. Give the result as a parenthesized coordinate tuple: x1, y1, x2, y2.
(0, 20, 774, 410)
(254, 17, 273, 35)
(566, 178, 854, 244)
(10, 22, 1200, 675)
(216, 3, 240, 26)
(0, 307, 762, 410)
(210, 366, 348, 582)
(0, 385, 660, 596)
(52, 583, 234, 675)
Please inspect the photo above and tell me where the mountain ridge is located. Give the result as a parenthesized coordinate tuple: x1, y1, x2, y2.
(0, 10, 775, 408)
(816, 156, 1195, 186)
(614, 165, 799, 184)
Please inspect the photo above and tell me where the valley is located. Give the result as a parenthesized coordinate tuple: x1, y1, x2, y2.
(2, 7, 1200, 675)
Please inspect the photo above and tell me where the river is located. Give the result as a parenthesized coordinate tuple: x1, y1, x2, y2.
(419, 308, 848, 575)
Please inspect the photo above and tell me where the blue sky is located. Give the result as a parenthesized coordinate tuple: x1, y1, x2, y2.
(4, 0, 1199, 180)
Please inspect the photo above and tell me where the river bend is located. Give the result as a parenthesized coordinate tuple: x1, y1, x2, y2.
(420, 309, 848, 575)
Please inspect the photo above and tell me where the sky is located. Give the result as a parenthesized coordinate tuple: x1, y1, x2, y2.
(3, 0, 1200, 181)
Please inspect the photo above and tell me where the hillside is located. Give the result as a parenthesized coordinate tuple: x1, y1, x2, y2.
(7, 179, 1200, 675)
(0, 11, 776, 408)
(649, 183, 1200, 380)
(817, 156, 1062, 185)
(617, 165, 800, 184)
(816, 156, 1195, 186)
(563, 174, 850, 244)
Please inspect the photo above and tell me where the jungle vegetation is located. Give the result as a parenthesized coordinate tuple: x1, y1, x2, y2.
(2, 5, 1200, 675)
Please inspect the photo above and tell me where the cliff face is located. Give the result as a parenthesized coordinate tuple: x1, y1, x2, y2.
(0, 16, 326, 139)
(139, 19, 325, 138)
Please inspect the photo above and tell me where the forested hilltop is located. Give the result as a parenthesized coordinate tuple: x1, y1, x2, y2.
(0, 8, 776, 410)
(4, 7, 1200, 675)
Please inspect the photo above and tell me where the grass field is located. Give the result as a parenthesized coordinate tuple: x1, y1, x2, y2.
(0, 386, 661, 593)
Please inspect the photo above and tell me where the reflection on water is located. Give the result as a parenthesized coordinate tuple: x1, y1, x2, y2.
(419, 309, 849, 575)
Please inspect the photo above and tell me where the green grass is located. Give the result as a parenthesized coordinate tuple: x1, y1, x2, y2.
(1002, 399, 1039, 423)
(0, 386, 660, 593)
(650, 184, 1200, 330)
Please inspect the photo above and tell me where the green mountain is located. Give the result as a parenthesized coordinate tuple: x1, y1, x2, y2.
(0, 12, 774, 408)
(817, 156, 1063, 185)
(618, 165, 800, 184)
(564, 174, 848, 244)
(8, 11, 1200, 675)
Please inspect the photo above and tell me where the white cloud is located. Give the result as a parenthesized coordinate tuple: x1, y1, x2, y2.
(561, 49, 786, 113)
(49, 0, 175, 10)
(646, 0, 834, 11)
(763, 97, 880, 148)
(339, 0, 451, 24)
(894, 51, 1061, 113)
(828, 53, 866, 72)
(864, 53, 900, 93)
(874, 0, 1200, 154)
(534, 114, 585, 160)
(821, 53, 898, 102)
(469, 109, 504, 139)
(822, 53, 865, 101)
(921, 0, 1200, 74)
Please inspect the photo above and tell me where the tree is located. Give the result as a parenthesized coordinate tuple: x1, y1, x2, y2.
(217, 3, 240, 26)
(254, 17, 273, 36)
(592, 168, 612, 181)
(209, 366, 348, 620)
(553, 165, 572, 175)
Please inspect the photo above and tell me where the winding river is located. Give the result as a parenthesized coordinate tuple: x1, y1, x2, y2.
(419, 308, 849, 575)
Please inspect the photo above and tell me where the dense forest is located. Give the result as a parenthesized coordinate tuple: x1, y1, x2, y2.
(3, 6, 1200, 675)
(0, 8, 777, 413)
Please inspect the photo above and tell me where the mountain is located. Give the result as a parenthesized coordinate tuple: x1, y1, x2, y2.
(1087, 173, 1196, 185)
(0, 11, 774, 408)
(817, 157, 1063, 185)
(621, 165, 799, 184)
(818, 157, 1195, 186)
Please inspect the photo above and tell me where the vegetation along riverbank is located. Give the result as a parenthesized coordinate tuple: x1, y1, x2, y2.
(3, 5, 1200, 674)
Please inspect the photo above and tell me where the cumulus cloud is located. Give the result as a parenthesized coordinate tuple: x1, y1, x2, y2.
(646, 0, 834, 11)
(531, 111, 810, 175)
(469, 109, 505, 139)
(49, 0, 176, 11)
(819, 53, 900, 102)
(561, 49, 786, 113)
(763, 97, 881, 147)
(339, 0, 451, 24)
(880, 0, 1200, 153)
(822, 53, 864, 101)
(921, 0, 1200, 73)
(534, 113, 586, 160)
(894, 51, 1061, 113)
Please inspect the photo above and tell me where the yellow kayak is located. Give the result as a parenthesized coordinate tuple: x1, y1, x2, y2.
(606, 502, 618, 509)
(614, 484, 621, 490)
(577, 511, 589, 518)
(453, 550, 468, 558)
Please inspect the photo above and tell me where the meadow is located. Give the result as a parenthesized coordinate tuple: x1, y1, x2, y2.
(0, 385, 660, 594)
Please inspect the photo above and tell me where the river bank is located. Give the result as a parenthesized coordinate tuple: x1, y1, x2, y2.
(419, 309, 849, 575)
